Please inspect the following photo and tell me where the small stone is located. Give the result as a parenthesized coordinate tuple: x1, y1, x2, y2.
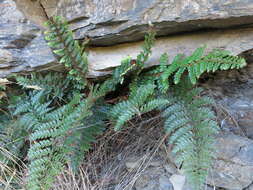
(169, 174, 186, 190)
(135, 174, 151, 190)
(159, 175, 174, 190)
(135, 167, 173, 190)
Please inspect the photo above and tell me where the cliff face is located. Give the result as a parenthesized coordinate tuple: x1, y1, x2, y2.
(14, 0, 253, 45)
(1, 0, 253, 77)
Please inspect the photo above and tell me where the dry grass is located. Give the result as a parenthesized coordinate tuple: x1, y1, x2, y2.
(52, 112, 169, 190)
(0, 147, 25, 190)
(0, 112, 169, 190)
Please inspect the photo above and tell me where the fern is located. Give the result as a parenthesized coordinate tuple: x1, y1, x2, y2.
(44, 16, 88, 90)
(13, 92, 54, 190)
(161, 76, 219, 189)
(4, 15, 248, 190)
(65, 103, 108, 171)
(13, 91, 96, 190)
(152, 46, 246, 92)
(110, 84, 168, 130)
(16, 72, 72, 101)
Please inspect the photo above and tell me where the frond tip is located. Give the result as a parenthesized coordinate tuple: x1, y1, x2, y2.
(44, 16, 88, 89)
(157, 46, 246, 92)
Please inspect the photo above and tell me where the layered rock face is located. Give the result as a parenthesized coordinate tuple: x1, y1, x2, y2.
(1, 0, 253, 77)
(0, 0, 54, 77)
(13, 0, 253, 45)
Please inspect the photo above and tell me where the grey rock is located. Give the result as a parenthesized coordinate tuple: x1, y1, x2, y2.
(159, 175, 174, 190)
(15, 0, 253, 46)
(245, 183, 253, 190)
(169, 174, 185, 190)
(207, 133, 253, 190)
(164, 163, 178, 175)
(2, 0, 253, 78)
(203, 62, 253, 139)
(0, 0, 55, 77)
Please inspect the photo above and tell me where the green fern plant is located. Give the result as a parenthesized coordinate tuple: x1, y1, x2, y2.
(109, 37, 246, 190)
(161, 76, 219, 189)
(141, 47, 246, 92)
(14, 91, 96, 190)
(16, 72, 73, 101)
(13, 15, 152, 190)
(2, 15, 247, 190)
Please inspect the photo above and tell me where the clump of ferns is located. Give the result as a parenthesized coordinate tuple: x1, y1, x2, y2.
(12, 15, 247, 190)
(110, 46, 246, 189)
(11, 16, 152, 190)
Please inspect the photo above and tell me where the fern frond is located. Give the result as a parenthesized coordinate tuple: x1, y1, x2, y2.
(157, 46, 246, 92)
(111, 84, 168, 130)
(44, 16, 88, 89)
(162, 76, 219, 190)
(136, 32, 155, 67)
(12, 90, 96, 190)
(16, 72, 72, 100)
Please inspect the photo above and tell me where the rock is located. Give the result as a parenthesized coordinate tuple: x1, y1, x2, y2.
(0, 0, 55, 77)
(125, 156, 143, 170)
(169, 174, 185, 190)
(2, 0, 253, 78)
(87, 27, 253, 76)
(164, 163, 178, 175)
(124, 155, 174, 190)
(207, 133, 253, 190)
(14, 0, 253, 46)
(246, 183, 253, 190)
(202, 62, 253, 138)
(159, 175, 174, 190)
(13, 0, 48, 27)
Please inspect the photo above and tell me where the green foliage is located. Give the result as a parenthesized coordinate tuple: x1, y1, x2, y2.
(147, 47, 246, 92)
(161, 76, 219, 189)
(1, 15, 248, 190)
(44, 16, 88, 90)
(66, 103, 108, 171)
(110, 84, 168, 130)
(16, 72, 72, 101)
(13, 91, 97, 190)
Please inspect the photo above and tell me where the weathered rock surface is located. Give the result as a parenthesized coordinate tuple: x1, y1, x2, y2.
(0, 0, 55, 77)
(134, 168, 173, 190)
(123, 133, 253, 190)
(1, 0, 253, 78)
(202, 61, 253, 139)
(87, 27, 253, 75)
(246, 183, 253, 190)
(207, 134, 253, 190)
(14, 0, 253, 45)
